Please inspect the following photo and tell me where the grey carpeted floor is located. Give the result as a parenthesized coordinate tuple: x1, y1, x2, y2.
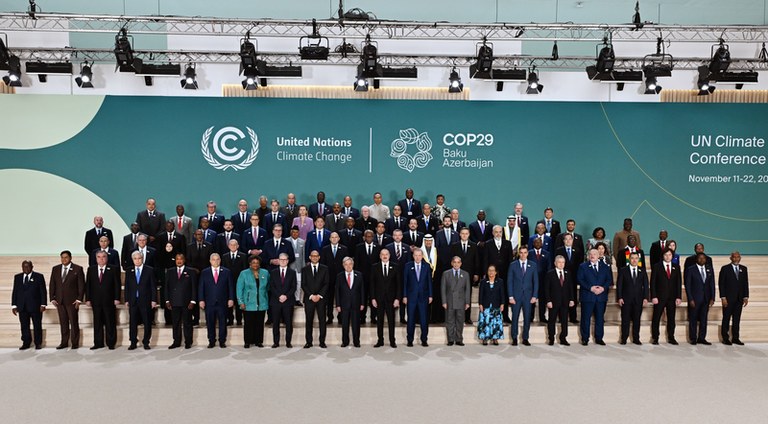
(1, 344, 766, 423)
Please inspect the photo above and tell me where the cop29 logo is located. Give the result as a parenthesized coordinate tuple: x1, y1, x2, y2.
(390, 128, 433, 173)
(201, 126, 259, 171)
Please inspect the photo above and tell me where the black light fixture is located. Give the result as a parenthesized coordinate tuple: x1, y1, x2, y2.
(239, 32, 266, 88)
(75, 61, 94, 88)
(25, 61, 73, 83)
(641, 37, 672, 95)
(697, 79, 715, 96)
(2, 55, 22, 87)
(709, 39, 731, 75)
(644, 76, 661, 94)
(181, 63, 197, 89)
(242, 68, 258, 90)
(595, 37, 615, 73)
(27, 0, 38, 20)
(299, 19, 330, 60)
(470, 37, 494, 77)
(551, 41, 559, 60)
(114, 28, 135, 69)
(526, 67, 543, 94)
(0, 37, 9, 65)
(360, 34, 380, 77)
(448, 67, 463, 93)
(353, 74, 369, 92)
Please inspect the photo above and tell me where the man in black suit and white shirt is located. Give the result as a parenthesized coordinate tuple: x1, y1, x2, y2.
(650, 248, 682, 345)
(89, 235, 120, 267)
(649, 230, 669, 267)
(336, 257, 365, 347)
(370, 249, 402, 348)
(616, 252, 649, 345)
(396, 188, 421, 219)
(221, 239, 248, 326)
(11, 260, 47, 350)
(198, 200, 225, 234)
(450, 227, 479, 324)
(385, 205, 408, 235)
(214, 219, 241, 255)
(136, 198, 166, 243)
(302, 251, 329, 348)
(124, 251, 158, 350)
(536, 207, 561, 241)
(230, 199, 251, 235)
(283, 193, 299, 224)
(86, 251, 121, 350)
(269, 254, 297, 348)
(719, 251, 749, 345)
(342, 195, 360, 220)
(164, 253, 197, 349)
(325, 202, 347, 233)
(308, 191, 329, 220)
(84, 215, 113, 255)
(468, 210, 493, 248)
(320, 232, 348, 324)
(264, 199, 286, 234)
(340, 217, 363, 251)
(403, 218, 424, 250)
(121, 222, 142, 271)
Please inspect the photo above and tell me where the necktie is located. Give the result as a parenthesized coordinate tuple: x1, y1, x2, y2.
(567, 247, 571, 260)
(536, 250, 540, 261)
(593, 264, 598, 273)
(205, 230, 209, 240)
(281, 269, 285, 285)
(313, 265, 317, 276)
(169, 233, 173, 241)
(660, 240, 665, 250)
(99, 268, 104, 283)
(96, 228, 101, 236)
(384, 264, 388, 277)
(132, 234, 137, 245)
(275, 240, 279, 250)
(522, 262, 526, 276)
(318, 231, 323, 245)
(411, 231, 416, 241)
(632, 268, 636, 280)
(178, 268, 182, 279)
(666, 264, 671, 279)
(61, 266, 68, 281)
(445, 230, 450, 242)
(242, 213, 246, 224)
(378, 236, 383, 245)
(252, 229, 258, 245)
(213, 268, 219, 284)
(319, 204, 324, 216)
(135, 268, 141, 298)
(516, 216, 520, 226)
(24, 274, 29, 285)
(408, 200, 412, 211)
(463, 243, 467, 254)
(415, 264, 420, 281)
(333, 245, 337, 257)
(700, 267, 706, 282)
(226, 233, 230, 243)
(480, 221, 485, 234)
(273, 213, 277, 223)
(178, 218, 182, 231)
(734, 265, 739, 279)
(197, 243, 202, 251)
(231, 253, 235, 261)
(454, 270, 458, 279)
(396, 245, 401, 259)
(347, 272, 352, 288)
(349, 229, 353, 237)
(368, 245, 372, 256)
(396, 217, 400, 227)
(559, 271, 564, 286)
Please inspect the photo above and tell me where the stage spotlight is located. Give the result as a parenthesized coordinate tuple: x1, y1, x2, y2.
(2, 55, 22, 87)
(709, 39, 731, 75)
(354, 75, 369, 92)
(181, 64, 197, 89)
(596, 38, 615, 73)
(75, 61, 94, 88)
(644, 76, 661, 94)
(475, 39, 493, 74)
(526, 68, 543, 94)
(299, 19, 330, 60)
(0, 36, 10, 65)
(697, 79, 715, 96)
(240, 38, 258, 70)
(114, 28, 134, 68)
(242, 69, 258, 90)
(361, 34, 378, 76)
(448, 67, 463, 93)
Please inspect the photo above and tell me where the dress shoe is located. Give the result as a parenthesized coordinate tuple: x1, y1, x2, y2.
(219, 342, 227, 348)
(319, 343, 327, 348)
(668, 339, 679, 345)
(698, 340, 712, 345)
(19, 344, 31, 350)
(128, 344, 137, 350)
(733, 339, 744, 346)
(256, 344, 264, 348)
(547, 340, 554, 346)
(295, 301, 304, 307)
(540, 318, 549, 324)
(304, 343, 312, 349)
(503, 318, 512, 324)
(341, 343, 349, 348)
(633, 340, 642, 346)
(236, 321, 242, 326)
(400, 319, 407, 324)
(522, 340, 531, 346)
(511, 339, 518, 346)
(595, 340, 606, 346)
(89, 345, 103, 350)
(184, 344, 192, 349)
(271, 343, 279, 348)
(421, 341, 429, 347)
(371, 318, 378, 325)
(286, 343, 292, 348)
(208, 342, 216, 348)
(570, 319, 580, 324)
(265, 320, 273, 326)
(390, 342, 397, 348)
(689, 341, 697, 345)
(482, 340, 489, 346)
(560, 340, 570, 346)
(72, 346, 79, 350)
(492, 340, 499, 346)
(651, 339, 659, 345)
(580, 341, 588, 346)
(354, 343, 361, 348)
(619, 340, 627, 345)
(456, 342, 465, 346)
(464, 319, 473, 325)
(374, 341, 384, 348)
(168, 344, 180, 349)
(447, 341, 455, 346)
(35, 345, 43, 350)
(326, 318, 334, 325)
(143, 345, 151, 350)
(244, 344, 251, 349)
(56, 344, 68, 350)
(406, 342, 413, 347)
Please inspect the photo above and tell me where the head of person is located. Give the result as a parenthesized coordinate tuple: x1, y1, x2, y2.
(442, 216, 452, 229)
(506, 215, 517, 228)
(346, 217, 357, 229)
(450, 209, 459, 222)
(194, 229, 204, 242)
(316, 191, 325, 203)
(176, 204, 185, 217)
(93, 216, 104, 228)
(249, 214, 260, 228)
(476, 210, 486, 221)
(486, 264, 497, 279)
(422, 203, 431, 216)
(130, 222, 140, 234)
(165, 220, 175, 233)
(627, 235, 637, 248)
(696, 252, 707, 266)
(694, 243, 705, 254)
(554, 255, 565, 271)
(408, 218, 418, 230)
(373, 192, 383, 205)
(272, 224, 283, 239)
(451, 255, 462, 270)
(544, 207, 553, 219)
(588, 248, 599, 263)
(228, 239, 239, 253)
(363, 230, 374, 243)
(459, 227, 470, 242)
(343, 195, 352, 208)
(393, 230, 403, 242)
(209, 253, 221, 268)
(532, 237, 542, 250)
(379, 249, 390, 263)
(376, 222, 386, 235)
(223, 219, 233, 232)
(595, 241, 607, 257)
(248, 255, 261, 271)
(259, 196, 268, 208)
(492, 225, 502, 240)
(290, 226, 300, 240)
(535, 222, 546, 235)
(270, 199, 280, 213)
(174, 253, 186, 268)
(309, 250, 320, 264)
(662, 248, 674, 263)
(563, 233, 573, 247)
(131, 251, 143, 267)
(423, 234, 434, 249)
(286, 193, 296, 206)
(200, 217, 210, 230)
(667, 240, 677, 252)
(206, 201, 217, 214)
(98, 235, 110, 249)
(592, 227, 606, 240)
(629, 252, 640, 267)
(21, 260, 33, 274)
(658, 230, 668, 241)
(330, 232, 340, 245)
(136, 234, 148, 248)
(393, 205, 402, 217)
(332, 202, 342, 215)
(412, 249, 423, 263)
(518, 245, 529, 261)
(95, 250, 108, 267)
(315, 216, 325, 229)
(623, 218, 633, 231)
(361, 206, 370, 219)
(277, 253, 289, 268)
(566, 219, 576, 232)
(146, 198, 156, 212)
(342, 257, 354, 272)
(730, 251, 741, 265)
(298, 205, 308, 217)
(435, 194, 445, 206)
(405, 188, 414, 200)
(237, 199, 248, 213)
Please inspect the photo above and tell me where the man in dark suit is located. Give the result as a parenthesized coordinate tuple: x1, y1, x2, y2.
(507, 246, 539, 346)
(536, 207, 561, 241)
(483, 226, 513, 322)
(283, 193, 299, 225)
(370, 249, 402, 348)
(528, 237, 551, 324)
(356, 206, 379, 233)
(131, 234, 156, 269)
(261, 224, 295, 271)
(308, 191, 329, 220)
(221, 239, 247, 325)
(373, 222, 393, 248)
(198, 200, 225, 233)
(341, 195, 360, 220)
(683, 243, 714, 279)
(468, 210, 493, 247)
(199, 218, 218, 245)
(554, 233, 583, 324)
(402, 249, 432, 347)
(417, 204, 439, 236)
(512, 203, 530, 246)
(386, 230, 412, 324)
(186, 229, 214, 273)
(340, 217, 363, 252)
(164, 253, 197, 349)
(649, 230, 669, 266)
(397, 188, 421, 219)
(650, 248, 682, 345)
(255, 196, 269, 228)
(11, 260, 47, 350)
(306, 216, 332, 261)
(121, 222, 141, 271)
(49, 250, 85, 349)
(435, 216, 459, 249)
(89, 235, 120, 267)
(136, 198, 166, 243)
(325, 202, 347, 233)
(616, 235, 646, 270)
(231, 199, 251, 235)
(385, 205, 408, 235)
(83, 215, 113, 255)
(616, 252, 649, 345)
(449, 209, 466, 233)
(269, 253, 297, 348)
(403, 218, 424, 249)
(528, 223, 553, 257)
(320, 233, 348, 324)
(355, 230, 380, 324)
(124, 251, 158, 350)
(302, 250, 329, 348)
(450, 228, 479, 324)
(264, 199, 286, 234)
(543, 256, 574, 345)
(577, 249, 613, 345)
(198, 253, 235, 348)
(719, 251, 749, 345)
(685, 252, 716, 345)
(242, 214, 267, 257)
(214, 219, 241, 255)
(336, 257, 366, 347)
(554, 219, 584, 253)
(85, 251, 121, 350)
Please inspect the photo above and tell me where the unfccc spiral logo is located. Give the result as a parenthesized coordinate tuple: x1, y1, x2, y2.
(200, 126, 259, 171)
(390, 128, 433, 173)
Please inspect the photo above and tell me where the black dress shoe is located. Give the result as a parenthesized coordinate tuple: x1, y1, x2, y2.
(540, 318, 549, 324)
(698, 340, 711, 345)
(570, 319, 580, 324)
(400, 319, 407, 324)
(341, 343, 349, 348)
(353, 343, 361, 348)
(256, 344, 264, 348)
(35, 345, 43, 350)
(619, 340, 627, 345)
(184, 344, 192, 349)
(286, 343, 292, 348)
(128, 344, 137, 350)
(456, 342, 465, 346)
(560, 340, 570, 346)
(447, 341, 455, 346)
(406, 342, 413, 347)
(72, 346, 79, 350)
(295, 301, 304, 307)
(56, 344, 68, 350)
(90, 345, 103, 350)
(304, 343, 312, 349)
(633, 341, 642, 346)
(265, 320, 273, 326)
(522, 340, 531, 346)
(374, 341, 384, 348)
(580, 341, 588, 346)
(219, 342, 227, 348)
(390, 342, 397, 348)
(651, 339, 659, 345)
(271, 344, 279, 348)
(483, 340, 489, 346)
(733, 339, 744, 345)
(208, 342, 215, 348)
(511, 339, 518, 346)
(319, 343, 327, 349)
(19, 344, 31, 350)
(465, 320, 473, 325)
(669, 339, 679, 345)
(689, 341, 697, 345)
(421, 341, 429, 347)
(326, 318, 334, 325)
(143, 345, 151, 350)
(168, 344, 180, 349)
(547, 340, 554, 346)
(244, 344, 250, 349)
(595, 340, 606, 346)
(492, 340, 499, 346)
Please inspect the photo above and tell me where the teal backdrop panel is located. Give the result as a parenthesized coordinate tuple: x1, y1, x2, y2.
(1, 96, 767, 255)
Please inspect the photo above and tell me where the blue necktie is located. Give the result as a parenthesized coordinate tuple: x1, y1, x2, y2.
(135, 268, 141, 298)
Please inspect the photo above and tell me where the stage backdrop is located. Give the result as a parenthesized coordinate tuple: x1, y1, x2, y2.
(1, 95, 767, 255)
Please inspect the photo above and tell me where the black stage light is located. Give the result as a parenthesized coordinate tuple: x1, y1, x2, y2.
(242, 69, 258, 90)
(75, 61, 94, 88)
(448, 67, 463, 93)
(596, 38, 615, 73)
(475, 39, 493, 74)
(697, 79, 715, 96)
(644, 76, 661, 94)
(114, 28, 134, 68)
(354, 74, 369, 92)
(709, 39, 731, 75)
(361, 34, 378, 76)
(181, 64, 197, 89)
(2, 55, 22, 87)
(526, 68, 543, 94)
(299, 19, 330, 60)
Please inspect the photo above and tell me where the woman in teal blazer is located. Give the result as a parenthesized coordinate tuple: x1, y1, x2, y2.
(237, 255, 270, 348)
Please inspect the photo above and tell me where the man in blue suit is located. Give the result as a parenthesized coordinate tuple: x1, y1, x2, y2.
(242, 214, 267, 256)
(125, 251, 157, 350)
(528, 238, 550, 324)
(198, 200, 225, 233)
(261, 224, 295, 271)
(577, 248, 613, 345)
(264, 199, 286, 234)
(402, 249, 433, 347)
(305, 216, 331, 261)
(507, 246, 539, 346)
(199, 217, 218, 244)
(528, 223, 553, 256)
(685, 252, 716, 345)
(11, 260, 47, 350)
(434, 216, 459, 249)
(198, 253, 235, 348)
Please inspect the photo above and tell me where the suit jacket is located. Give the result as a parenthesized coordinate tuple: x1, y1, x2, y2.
(214, 231, 241, 255)
(683, 254, 713, 280)
(354, 242, 381, 282)
(478, 278, 505, 308)
(121, 232, 140, 271)
(616, 266, 649, 305)
(554, 232, 585, 254)
(198, 213, 225, 233)
(198, 267, 235, 307)
(416, 215, 439, 236)
(221, 250, 248, 282)
(320, 244, 348, 282)
(483, 239, 513, 279)
(339, 228, 363, 251)
(186, 242, 214, 272)
(355, 217, 379, 233)
(130, 246, 156, 269)
(301, 263, 329, 303)
(89, 247, 120, 268)
(542, 269, 574, 306)
(370, 262, 402, 304)
(397, 198, 422, 218)
(264, 212, 286, 234)
(261, 237, 295, 270)
(305, 229, 332, 261)
(373, 233, 393, 248)
(528, 248, 551, 279)
(325, 213, 348, 233)
(554, 246, 582, 277)
(450, 220, 467, 233)
(12, 272, 47, 312)
(230, 212, 251, 236)
(282, 205, 299, 226)
(684, 264, 716, 304)
(241, 226, 267, 254)
(403, 261, 432, 302)
(403, 230, 424, 248)
(308, 202, 329, 220)
(85, 265, 121, 306)
(84, 227, 114, 255)
(517, 216, 530, 245)
(577, 261, 613, 303)
(49, 263, 85, 304)
(719, 263, 749, 302)
(536, 218, 561, 240)
(449, 241, 479, 278)
(650, 261, 682, 302)
(342, 206, 360, 220)
(268, 267, 297, 307)
(616, 248, 646, 270)
(124, 265, 157, 307)
(200, 228, 218, 245)
(649, 240, 668, 266)
(136, 210, 166, 239)
(335, 270, 365, 309)
(507, 260, 539, 301)
(164, 266, 198, 307)
(528, 234, 554, 255)
(468, 220, 493, 244)
(287, 237, 306, 276)
(434, 228, 459, 249)
(384, 216, 408, 235)
(170, 215, 195, 245)
(441, 268, 471, 309)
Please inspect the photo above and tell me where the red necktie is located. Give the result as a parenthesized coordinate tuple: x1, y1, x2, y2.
(99, 268, 103, 283)
(214, 268, 219, 284)
(347, 273, 352, 288)
(177, 268, 182, 279)
(559, 271, 564, 286)
(666, 264, 671, 279)
(281, 269, 285, 285)
(660, 240, 665, 250)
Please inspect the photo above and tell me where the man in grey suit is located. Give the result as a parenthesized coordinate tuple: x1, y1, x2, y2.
(288, 226, 306, 306)
(170, 204, 195, 244)
(441, 256, 471, 346)
(325, 202, 347, 233)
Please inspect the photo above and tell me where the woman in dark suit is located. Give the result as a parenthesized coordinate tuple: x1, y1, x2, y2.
(236, 255, 270, 348)
(477, 264, 505, 345)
